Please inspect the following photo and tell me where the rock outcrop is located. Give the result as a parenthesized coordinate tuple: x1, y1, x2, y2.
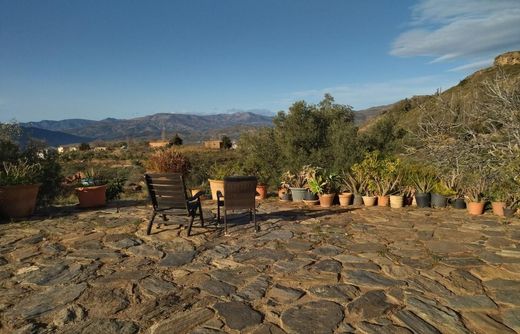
(494, 51, 520, 66)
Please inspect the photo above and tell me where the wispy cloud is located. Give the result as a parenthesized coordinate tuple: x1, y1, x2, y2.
(279, 76, 455, 110)
(448, 59, 493, 72)
(391, 0, 520, 68)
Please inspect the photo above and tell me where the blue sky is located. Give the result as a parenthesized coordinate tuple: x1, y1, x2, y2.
(1, 0, 519, 122)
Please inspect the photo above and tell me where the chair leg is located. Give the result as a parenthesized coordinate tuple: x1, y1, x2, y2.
(217, 202, 221, 225)
(198, 200, 205, 227)
(187, 215, 195, 236)
(147, 212, 157, 235)
(224, 210, 229, 236)
(253, 209, 259, 232)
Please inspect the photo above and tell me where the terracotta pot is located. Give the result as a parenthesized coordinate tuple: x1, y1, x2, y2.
(377, 195, 390, 207)
(491, 202, 506, 217)
(256, 184, 267, 200)
(338, 192, 353, 206)
(278, 187, 288, 199)
(319, 193, 335, 208)
(208, 179, 224, 200)
(190, 188, 202, 197)
(467, 201, 485, 215)
(362, 196, 377, 207)
(76, 185, 107, 208)
(303, 199, 319, 206)
(0, 184, 41, 218)
(390, 195, 404, 208)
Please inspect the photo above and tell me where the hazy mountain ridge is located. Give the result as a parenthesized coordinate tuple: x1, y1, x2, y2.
(21, 111, 274, 144)
(19, 127, 93, 147)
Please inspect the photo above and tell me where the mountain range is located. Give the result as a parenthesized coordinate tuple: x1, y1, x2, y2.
(20, 108, 384, 146)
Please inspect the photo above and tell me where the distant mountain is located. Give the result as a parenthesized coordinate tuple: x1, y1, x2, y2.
(23, 119, 99, 132)
(19, 127, 93, 147)
(22, 111, 274, 143)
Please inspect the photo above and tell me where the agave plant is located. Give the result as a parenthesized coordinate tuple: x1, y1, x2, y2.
(340, 170, 368, 195)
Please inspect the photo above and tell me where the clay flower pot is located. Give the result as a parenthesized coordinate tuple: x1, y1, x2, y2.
(377, 195, 389, 207)
(319, 193, 335, 208)
(389, 195, 404, 208)
(338, 192, 353, 206)
(76, 185, 107, 208)
(256, 184, 267, 200)
(362, 195, 377, 207)
(0, 184, 41, 218)
(208, 179, 224, 200)
(467, 201, 485, 215)
(491, 202, 505, 217)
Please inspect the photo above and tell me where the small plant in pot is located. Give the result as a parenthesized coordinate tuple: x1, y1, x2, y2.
(341, 171, 366, 206)
(283, 165, 315, 202)
(372, 157, 401, 207)
(74, 168, 108, 208)
(0, 159, 42, 218)
(463, 173, 488, 215)
(431, 182, 455, 208)
(307, 168, 340, 208)
(207, 161, 240, 200)
(411, 167, 437, 208)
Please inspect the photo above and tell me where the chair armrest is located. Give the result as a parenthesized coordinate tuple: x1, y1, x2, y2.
(187, 190, 205, 202)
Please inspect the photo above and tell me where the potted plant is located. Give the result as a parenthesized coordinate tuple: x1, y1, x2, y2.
(463, 173, 488, 215)
(208, 162, 233, 200)
(411, 167, 437, 208)
(371, 157, 401, 207)
(75, 168, 107, 208)
(0, 159, 42, 218)
(343, 166, 369, 206)
(431, 182, 455, 208)
(254, 173, 269, 200)
(282, 165, 315, 202)
(307, 168, 340, 208)
(337, 173, 353, 207)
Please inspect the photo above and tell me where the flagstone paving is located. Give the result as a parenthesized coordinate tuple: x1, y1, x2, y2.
(0, 200, 519, 333)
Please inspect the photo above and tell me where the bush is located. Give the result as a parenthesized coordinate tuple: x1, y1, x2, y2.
(145, 148, 191, 174)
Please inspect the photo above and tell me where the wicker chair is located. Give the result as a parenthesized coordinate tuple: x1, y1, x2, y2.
(144, 173, 205, 236)
(217, 176, 258, 235)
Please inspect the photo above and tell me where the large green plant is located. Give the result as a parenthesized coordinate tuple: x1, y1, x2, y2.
(273, 94, 357, 173)
(308, 168, 340, 195)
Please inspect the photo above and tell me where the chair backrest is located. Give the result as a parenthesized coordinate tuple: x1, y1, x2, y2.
(223, 176, 257, 210)
(144, 173, 188, 211)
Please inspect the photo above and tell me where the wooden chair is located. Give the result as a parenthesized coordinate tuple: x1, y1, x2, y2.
(144, 173, 205, 236)
(217, 176, 258, 235)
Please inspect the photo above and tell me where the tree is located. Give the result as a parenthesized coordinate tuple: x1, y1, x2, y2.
(221, 135, 232, 149)
(273, 94, 357, 172)
(237, 128, 281, 188)
(170, 133, 183, 146)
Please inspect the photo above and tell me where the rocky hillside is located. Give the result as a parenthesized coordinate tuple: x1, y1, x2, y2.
(362, 50, 520, 135)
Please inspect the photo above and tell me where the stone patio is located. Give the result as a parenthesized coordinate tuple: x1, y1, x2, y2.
(0, 200, 519, 333)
